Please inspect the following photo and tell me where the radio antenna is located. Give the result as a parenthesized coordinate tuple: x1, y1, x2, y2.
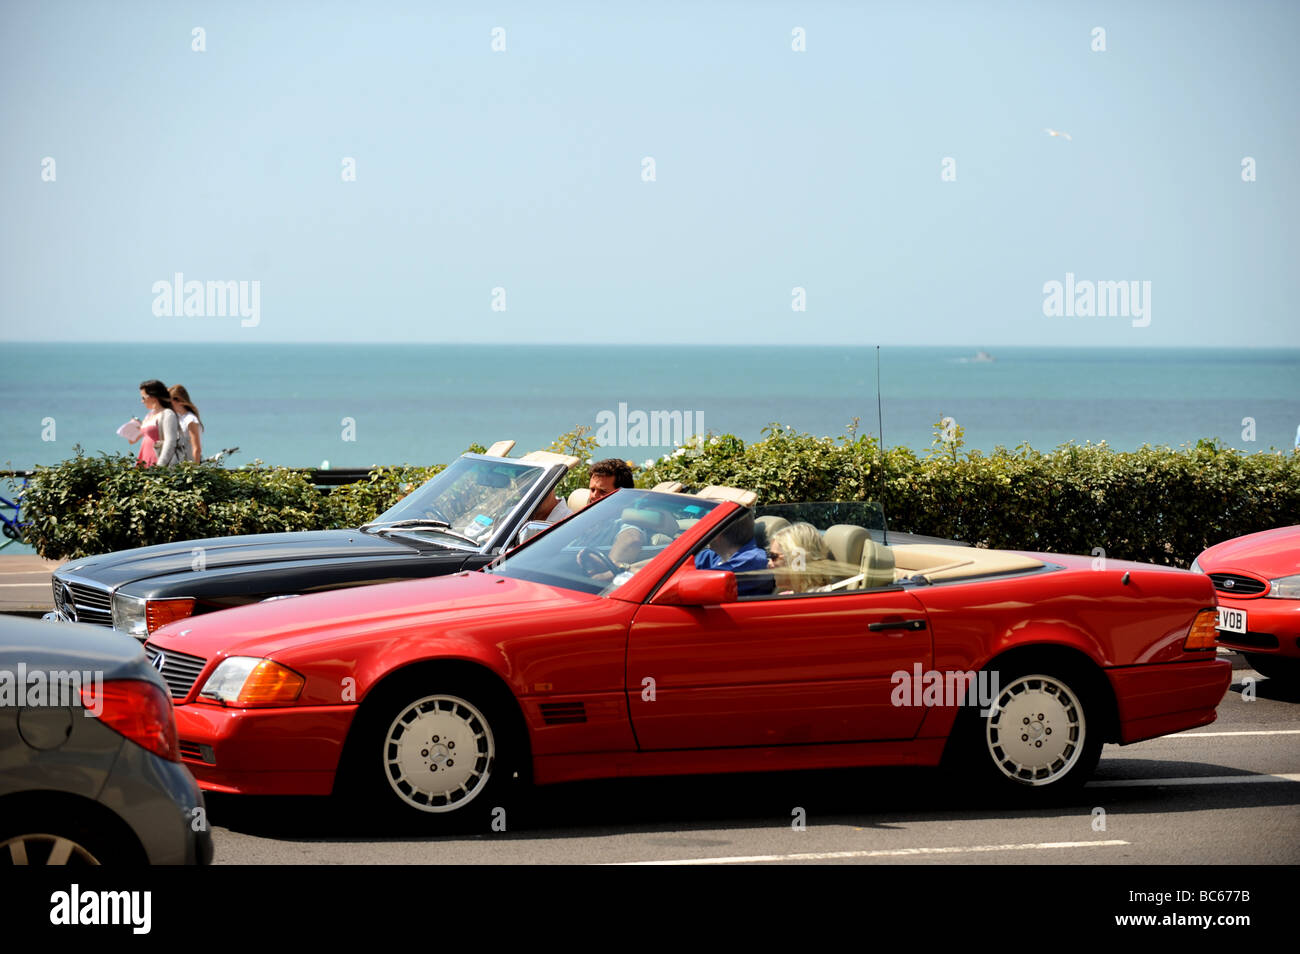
(875, 345, 889, 545)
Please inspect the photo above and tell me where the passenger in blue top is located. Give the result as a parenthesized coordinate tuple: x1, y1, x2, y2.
(694, 510, 774, 595)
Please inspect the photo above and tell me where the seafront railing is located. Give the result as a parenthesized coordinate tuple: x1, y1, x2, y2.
(1, 468, 376, 487)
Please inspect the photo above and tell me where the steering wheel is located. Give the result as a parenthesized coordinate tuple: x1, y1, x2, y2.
(577, 547, 619, 578)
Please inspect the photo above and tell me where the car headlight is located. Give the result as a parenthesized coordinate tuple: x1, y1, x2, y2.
(111, 594, 196, 636)
(111, 593, 148, 636)
(1267, 574, 1300, 599)
(199, 657, 305, 707)
(1188, 558, 1203, 574)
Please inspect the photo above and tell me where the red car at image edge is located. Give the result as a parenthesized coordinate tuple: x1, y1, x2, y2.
(1193, 524, 1300, 684)
(143, 490, 1232, 828)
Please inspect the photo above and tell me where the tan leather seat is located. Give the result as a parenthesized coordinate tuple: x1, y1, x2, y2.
(620, 507, 678, 545)
(567, 487, 591, 511)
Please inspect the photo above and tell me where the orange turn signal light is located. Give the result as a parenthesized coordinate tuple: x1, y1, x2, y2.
(234, 660, 305, 706)
(1184, 609, 1219, 651)
(146, 598, 196, 633)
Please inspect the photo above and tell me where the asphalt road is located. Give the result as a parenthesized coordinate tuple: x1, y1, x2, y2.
(205, 655, 1300, 865)
(0, 554, 60, 616)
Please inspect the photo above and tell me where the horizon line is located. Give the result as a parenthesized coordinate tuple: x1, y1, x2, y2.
(5, 340, 1300, 351)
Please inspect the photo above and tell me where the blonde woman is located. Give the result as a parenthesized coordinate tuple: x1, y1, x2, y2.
(169, 384, 203, 463)
(767, 522, 835, 593)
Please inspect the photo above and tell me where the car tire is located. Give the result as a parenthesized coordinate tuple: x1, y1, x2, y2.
(957, 667, 1102, 799)
(0, 820, 127, 865)
(343, 675, 518, 833)
(1243, 653, 1298, 684)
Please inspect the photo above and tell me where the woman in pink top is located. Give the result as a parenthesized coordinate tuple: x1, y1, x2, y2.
(128, 380, 185, 467)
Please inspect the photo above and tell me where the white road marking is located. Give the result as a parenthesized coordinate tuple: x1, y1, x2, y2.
(1165, 729, 1300, 737)
(613, 840, 1129, 865)
(1091, 773, 1300, 788)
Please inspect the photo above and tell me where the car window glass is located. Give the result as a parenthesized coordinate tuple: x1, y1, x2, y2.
(490, 491, 716, 595)
(373, 457, 545, 545)
(734, 501, 896, 599)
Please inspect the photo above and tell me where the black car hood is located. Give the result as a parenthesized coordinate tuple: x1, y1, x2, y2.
(56, 529, 448, 589)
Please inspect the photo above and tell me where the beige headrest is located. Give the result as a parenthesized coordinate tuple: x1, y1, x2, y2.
(754, 515, 791, 549)
(567, 487, 591, 511)
(824, 524, 869, 566)
(651, 480, 684, 493)
(518, 450, 580, 469)
(485, 440, 516, 457)
(860, 538, 896, 588)
(697, 485, 758, 508)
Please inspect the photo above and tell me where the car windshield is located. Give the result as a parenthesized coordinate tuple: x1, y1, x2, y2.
(488, 490, 719, 595)
(364, 456, 546, 549)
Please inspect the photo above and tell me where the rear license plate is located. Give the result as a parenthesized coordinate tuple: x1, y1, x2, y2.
(1216, 607, 1247, 634)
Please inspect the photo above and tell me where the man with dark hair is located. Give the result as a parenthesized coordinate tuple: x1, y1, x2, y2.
(530, 457, 632, 527)
(574, 458, 645, 574)
(695, 510, 773, 595)
(586, 458, 635, 507)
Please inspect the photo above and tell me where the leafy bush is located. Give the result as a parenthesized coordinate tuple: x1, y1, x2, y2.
(319, 464, 445, 529)
(23, 452, 325, 560)
(21, 429, 1300, 566)
(24, 441, 504, 560)
(545, 426, 602, 499)
(639, 425, 1300, 566)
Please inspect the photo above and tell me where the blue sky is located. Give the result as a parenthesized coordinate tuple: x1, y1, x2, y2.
(1, 0, 1296, 346)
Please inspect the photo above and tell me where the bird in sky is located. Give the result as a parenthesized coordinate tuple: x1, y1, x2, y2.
(1045, 128, 1073, 141)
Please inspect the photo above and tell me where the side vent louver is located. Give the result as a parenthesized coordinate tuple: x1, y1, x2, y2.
(539, 702, 587, 725)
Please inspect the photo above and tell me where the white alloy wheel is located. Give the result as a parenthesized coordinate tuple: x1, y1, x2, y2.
(985, 673, 1086, 786)
(2, 833, 101, 865)
(382, 694, 495, 813)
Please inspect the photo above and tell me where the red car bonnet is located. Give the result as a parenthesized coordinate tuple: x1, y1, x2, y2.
(1199, 525, 1300, 580)
(147, 572, 581, 659)
(148, 499, 739, 659)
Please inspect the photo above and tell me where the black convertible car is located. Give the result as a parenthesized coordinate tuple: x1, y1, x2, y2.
(44, 448, 577, 640)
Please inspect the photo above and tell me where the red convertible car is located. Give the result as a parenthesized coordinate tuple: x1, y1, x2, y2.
(145, 490, 1230, 828)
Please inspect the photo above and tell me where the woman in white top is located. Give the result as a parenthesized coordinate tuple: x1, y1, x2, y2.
(169, 384, 204, 463)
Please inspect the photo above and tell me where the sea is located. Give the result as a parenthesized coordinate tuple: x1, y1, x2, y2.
(2, 344, 1297, 477)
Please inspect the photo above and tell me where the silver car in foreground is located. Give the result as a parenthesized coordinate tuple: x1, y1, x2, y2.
(0, 614, 212, 864)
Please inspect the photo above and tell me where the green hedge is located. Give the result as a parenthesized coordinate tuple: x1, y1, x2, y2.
(20, 428, 1300, 566)
(637, 426, 1300, 567)
(22, 453, 446, 560)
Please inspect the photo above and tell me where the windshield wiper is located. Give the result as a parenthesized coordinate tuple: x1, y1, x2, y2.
(359, 518, 455, 535)
(376, 524, 483, 548)
(362, 518, 452, 530)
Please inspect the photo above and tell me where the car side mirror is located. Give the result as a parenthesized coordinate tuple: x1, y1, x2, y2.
(654, 569, 737, 606)
(515, 521, 550, 546)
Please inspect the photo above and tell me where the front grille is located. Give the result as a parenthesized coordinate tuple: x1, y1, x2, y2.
(51, 580, 113, 626)
(1216, 631, 1279, 650)
(143, 643, 209, 700)
(1209, 573, 1267, 596)
(539, 701, 587, 725)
